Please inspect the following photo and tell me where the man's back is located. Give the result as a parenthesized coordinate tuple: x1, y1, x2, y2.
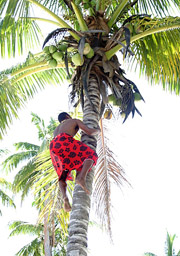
(53, 119, 79, 137)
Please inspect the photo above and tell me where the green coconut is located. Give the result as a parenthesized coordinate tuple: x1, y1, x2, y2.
(43, 46, 50, 54)
(84, 3, 90, 9)
(49, 45, 57, 54)
(75, 0, 81, 4)
(108, 94, 122, 106)
(58, 44, 68, 52)
(45, 54, 52, 61)
(83, 43, 91, 55)
(108, 94, 116, 104)
(86, 48, 94, 58)
(134, 92, 142, 101)
(52, 52, 63, 61)
(48, 59, 57, 68)
(121, 112, 126, 119)
(72, 53, 84, 66)
(67, 46, 76, 52)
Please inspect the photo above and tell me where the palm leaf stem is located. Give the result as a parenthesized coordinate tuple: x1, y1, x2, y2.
(71, 2, 88, 31)
(11, 63, 68, 85)
(3, 62, 47, 82)
(131, 24, 180, 43)
(107, 0, 129, 29)
(101, 0, 105, 11)
(96, 0, 105, 11)
(27, 0, 80, 41)
(105, 23, 180, 60)
(96, 0, 101, 11)
(23, 17, 60, 27)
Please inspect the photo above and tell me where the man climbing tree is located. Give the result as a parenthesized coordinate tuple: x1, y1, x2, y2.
(50, 112, 100, 211)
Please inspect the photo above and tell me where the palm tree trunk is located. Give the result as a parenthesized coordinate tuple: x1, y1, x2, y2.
(44, 197, 52, 256)
(66, 76, 100, 256)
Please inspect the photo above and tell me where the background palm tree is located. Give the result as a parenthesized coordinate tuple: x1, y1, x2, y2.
(1, 0, 180, 255)
(144, 232, 180, 256)
(8, 219, 68, 256)
(2, 113, 70, 255)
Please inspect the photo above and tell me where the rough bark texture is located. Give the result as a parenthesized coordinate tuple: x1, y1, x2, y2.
(44, 211, 52, 256)
(66, 77, 100, 256)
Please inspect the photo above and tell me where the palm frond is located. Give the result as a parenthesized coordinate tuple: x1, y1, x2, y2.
(0, 177, 12, 189)
(8, 221, 43, 237)
(0, 148, 10, 156)
(0, 178, 16, 211)
(2, 151, 38, 173)
(0, 189, 16, 208)
(92, 119, 129, 239)
(0, 52, 69, 139)
(31, 113, 47, 140)
(126, 17, 180, 94)
(0, 17, 42, 58)
(0, 0, 31, 19)
(13, 142, 40, 151)
(165, 232, 176, 256)
(46, 118, 58, 136)
(32, 150, 62, 211)
(15, 237, 44, 256)
(138, 0, 180, 16)
(32, 149, 73, 224)
(12, 160, 37, 197)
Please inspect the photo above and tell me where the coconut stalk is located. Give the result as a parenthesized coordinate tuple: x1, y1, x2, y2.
(71, 2, 89, 31)
(107, 0, 129, 28)
(27, 0, 80, 41)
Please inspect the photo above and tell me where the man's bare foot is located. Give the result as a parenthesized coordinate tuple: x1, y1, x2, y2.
(75, 177, 90, 194)
(63, 197, 71, 212)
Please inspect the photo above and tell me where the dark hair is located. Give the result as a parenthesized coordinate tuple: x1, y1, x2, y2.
(58, 112, 70, 123)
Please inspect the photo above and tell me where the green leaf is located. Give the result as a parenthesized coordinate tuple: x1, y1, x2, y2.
(2, 151, 38, 173)
(0, 53, 70, 138)
(8, 221, 43, 236)
(138, 0, 180, 16)
(108, 0, 129, 29)
(0, 189, 16, 208)
(0, 17, 42, 58)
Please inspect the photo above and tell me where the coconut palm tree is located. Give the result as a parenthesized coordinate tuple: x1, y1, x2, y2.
(1, 1, 180, 255)
(144, 232, 180, 256)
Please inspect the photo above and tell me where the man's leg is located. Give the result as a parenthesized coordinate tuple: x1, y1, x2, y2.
(58, 179, 71, 212)
(75, 159, 93, 194)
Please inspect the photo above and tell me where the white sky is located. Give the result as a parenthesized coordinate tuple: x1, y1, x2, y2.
(1, 71, 180, 256)
(1, 4, 180, 254)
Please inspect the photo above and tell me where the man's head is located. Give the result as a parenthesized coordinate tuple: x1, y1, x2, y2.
(58, 112, 71, 123)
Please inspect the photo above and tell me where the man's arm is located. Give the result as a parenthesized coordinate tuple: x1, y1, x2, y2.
(75, 119, 100, 135)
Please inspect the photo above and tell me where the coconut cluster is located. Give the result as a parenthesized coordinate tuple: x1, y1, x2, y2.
(43, 44, 68, 68)
(43, 42, 94, 68)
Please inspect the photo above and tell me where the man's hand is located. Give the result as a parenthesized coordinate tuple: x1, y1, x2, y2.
(91, 127, 101, 136)
(76, 119, 101, 136)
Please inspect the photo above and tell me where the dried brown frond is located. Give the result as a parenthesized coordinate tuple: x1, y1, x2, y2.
(92, 119, 130, 240)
